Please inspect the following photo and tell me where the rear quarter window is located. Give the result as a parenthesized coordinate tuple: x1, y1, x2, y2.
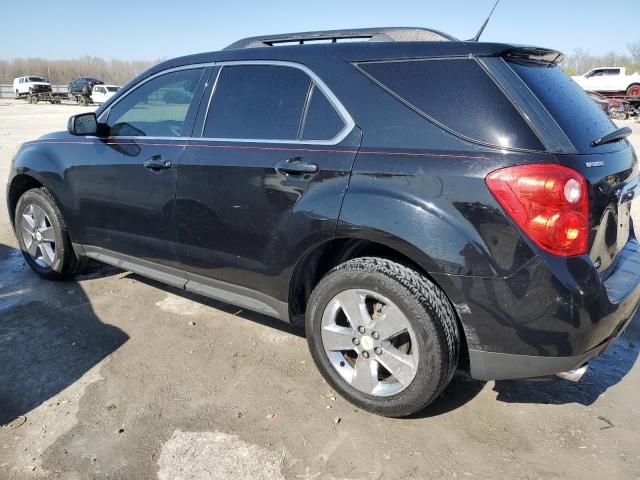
(358, 58, 544, 151)
(301, 85, 345, 141)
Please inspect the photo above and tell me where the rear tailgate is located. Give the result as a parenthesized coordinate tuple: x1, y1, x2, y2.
(554, 149, 637, 274)
(506, 57, 639, 275)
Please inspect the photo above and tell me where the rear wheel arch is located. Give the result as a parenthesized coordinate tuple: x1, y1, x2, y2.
(287, 236, 470, 369)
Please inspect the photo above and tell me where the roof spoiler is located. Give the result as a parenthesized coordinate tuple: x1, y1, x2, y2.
(501, 47, 564, 65)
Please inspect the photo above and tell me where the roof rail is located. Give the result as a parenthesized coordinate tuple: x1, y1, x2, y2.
(224, 27, 457, 50)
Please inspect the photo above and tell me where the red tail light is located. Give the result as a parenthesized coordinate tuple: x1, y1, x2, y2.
(486, 164, 588, 256)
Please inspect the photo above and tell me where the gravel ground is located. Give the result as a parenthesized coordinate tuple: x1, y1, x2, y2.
(0, 100, 639, 480)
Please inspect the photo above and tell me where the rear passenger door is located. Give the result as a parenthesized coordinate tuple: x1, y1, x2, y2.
(175, 61, 361, 300)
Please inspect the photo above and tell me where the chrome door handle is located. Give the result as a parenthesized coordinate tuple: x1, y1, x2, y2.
(143, 155, 172, 171)
(275, 157, 318, 175)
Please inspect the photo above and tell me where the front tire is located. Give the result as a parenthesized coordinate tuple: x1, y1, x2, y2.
(15, 188, 84, 280)
(306, 257, 460, 417)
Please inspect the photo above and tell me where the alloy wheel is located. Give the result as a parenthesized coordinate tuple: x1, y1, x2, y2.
(320, 289, 419, 397)
(21, 204, 56, 268)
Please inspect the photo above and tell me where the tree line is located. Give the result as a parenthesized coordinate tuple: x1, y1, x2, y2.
(1, 42, 639, 85)
(0, 56, 163, 85)
(562, 41, 640, 76)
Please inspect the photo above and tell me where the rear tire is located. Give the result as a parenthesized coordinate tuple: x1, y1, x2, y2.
(14, 188, 85, 280)
(306, 257, 460, 417)
(626, 84, 640, 98)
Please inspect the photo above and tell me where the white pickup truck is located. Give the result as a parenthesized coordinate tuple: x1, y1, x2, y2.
(572, 67, 640, 97)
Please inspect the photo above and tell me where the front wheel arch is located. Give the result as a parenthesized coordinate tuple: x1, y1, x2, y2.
(7, 174, 44, 229)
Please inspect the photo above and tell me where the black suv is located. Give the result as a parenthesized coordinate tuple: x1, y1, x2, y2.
(68, 77, 104, 104)
(7, 28, 640, 417)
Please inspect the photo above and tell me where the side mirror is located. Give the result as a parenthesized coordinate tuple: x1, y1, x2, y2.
(67, 112, 98, 136)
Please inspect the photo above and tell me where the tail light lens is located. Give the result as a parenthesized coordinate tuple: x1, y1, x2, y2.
(486, 164, 588, 256)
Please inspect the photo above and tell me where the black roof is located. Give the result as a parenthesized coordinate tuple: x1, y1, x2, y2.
(98, 27, 560, 113)
(150, 40, 557, 73)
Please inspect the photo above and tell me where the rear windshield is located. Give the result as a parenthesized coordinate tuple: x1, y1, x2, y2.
(359, 58, 544, 151)
(106, 86, 119, 92)
(508, 62, 618, 152)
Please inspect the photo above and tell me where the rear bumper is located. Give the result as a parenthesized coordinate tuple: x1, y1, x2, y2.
(436, 237, 640, 381)
(468, 318, 631, 380)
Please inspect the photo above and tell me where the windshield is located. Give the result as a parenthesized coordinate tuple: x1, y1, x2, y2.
(106, 86, 120, 92)
(28, 77, 47, 83)
(509, 62, 620, 153)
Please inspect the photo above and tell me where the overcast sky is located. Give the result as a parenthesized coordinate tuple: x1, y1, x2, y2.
(1, 0, 638, 60)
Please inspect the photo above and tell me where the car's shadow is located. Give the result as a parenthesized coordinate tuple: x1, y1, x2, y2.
(410, 316, 639, 417)
(0, 243, 128, 426)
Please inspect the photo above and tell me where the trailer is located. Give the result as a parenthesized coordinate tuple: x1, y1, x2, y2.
(69, 92, 93, 106)
(601, 93, 640, 119)
(25, 91, 67, 104)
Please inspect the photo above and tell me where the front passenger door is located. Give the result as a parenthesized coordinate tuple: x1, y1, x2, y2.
(71, 67, 208, 271)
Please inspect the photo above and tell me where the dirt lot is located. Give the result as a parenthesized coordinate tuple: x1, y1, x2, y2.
(0, 100, 639, 480)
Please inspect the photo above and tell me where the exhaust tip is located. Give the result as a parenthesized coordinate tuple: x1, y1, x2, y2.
(556, 364, 588, 382)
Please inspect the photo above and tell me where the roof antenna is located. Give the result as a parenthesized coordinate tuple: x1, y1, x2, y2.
(471, 0, 501, 42)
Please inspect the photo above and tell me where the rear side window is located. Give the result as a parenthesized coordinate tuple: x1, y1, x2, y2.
(204, 65, 310, 140)
(203, 64, 347, 142)
(509, 62, 616, 152)
(359, 59, 544, 151)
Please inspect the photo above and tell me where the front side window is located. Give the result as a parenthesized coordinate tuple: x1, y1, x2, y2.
(107, 68, 203, 137)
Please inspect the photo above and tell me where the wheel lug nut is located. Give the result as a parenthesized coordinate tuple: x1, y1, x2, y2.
(352, 338, 360, 346)
(374, 347, 382, 355)
(358, 326, 365, 334)
(372, 332, 379, 340)
(362, 351, 370, 359)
